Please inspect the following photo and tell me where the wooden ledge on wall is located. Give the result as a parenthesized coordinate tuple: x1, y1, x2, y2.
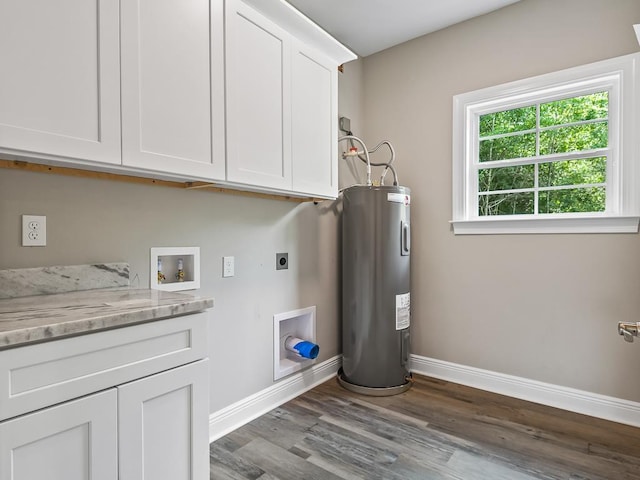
(0, 159, 320, 204)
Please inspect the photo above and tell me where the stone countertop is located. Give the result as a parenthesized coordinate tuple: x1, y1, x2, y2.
(0, 289, 213, 349)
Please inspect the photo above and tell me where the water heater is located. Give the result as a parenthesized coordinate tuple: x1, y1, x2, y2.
(339, 184, 412, 395)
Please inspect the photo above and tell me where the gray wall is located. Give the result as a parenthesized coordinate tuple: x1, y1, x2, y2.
(338, 59, 368, 189)
(361, 0, 640, 401)
(0, 169, 339, 411)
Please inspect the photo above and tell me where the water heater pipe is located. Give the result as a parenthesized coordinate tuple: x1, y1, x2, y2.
(338, 135, 399, 186)
(339, 135, 372, 186)
(285, 336, 319, 359)
(367, 140, 398, 186)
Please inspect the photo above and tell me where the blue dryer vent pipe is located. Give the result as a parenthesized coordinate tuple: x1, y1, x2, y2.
(285, 336, 319, 360)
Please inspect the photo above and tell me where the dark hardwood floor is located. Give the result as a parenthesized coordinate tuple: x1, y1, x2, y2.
(210, 374, 640, 479)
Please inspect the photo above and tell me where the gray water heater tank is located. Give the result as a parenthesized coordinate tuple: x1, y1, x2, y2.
(339, 185, 412, 396)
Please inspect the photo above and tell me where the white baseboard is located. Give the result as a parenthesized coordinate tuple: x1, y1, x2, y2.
(209, 353, 640, 443)
(209, 355, 342, 442)
(410, 354, 640, 428)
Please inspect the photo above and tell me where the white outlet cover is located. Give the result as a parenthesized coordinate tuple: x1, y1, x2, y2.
(223, 256, 234, 277)
(22, 215, 46, 247)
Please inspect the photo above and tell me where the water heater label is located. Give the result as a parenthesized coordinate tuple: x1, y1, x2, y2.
(387, 193, 411, 205)
(396, 292, 411, 330)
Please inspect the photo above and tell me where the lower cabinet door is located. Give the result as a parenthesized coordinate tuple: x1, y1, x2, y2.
(0, 389, 118, 480)
(118, 359, 210, 480)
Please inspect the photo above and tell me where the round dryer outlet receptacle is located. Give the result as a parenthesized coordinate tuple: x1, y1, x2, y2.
(276, 253, 288, 270)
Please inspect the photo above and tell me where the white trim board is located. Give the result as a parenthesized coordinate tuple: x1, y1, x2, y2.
(209, 355, 341, 442)
(410, 354, 640, 428)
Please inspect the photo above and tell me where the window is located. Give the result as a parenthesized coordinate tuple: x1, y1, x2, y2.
(452, 53, 640, 234)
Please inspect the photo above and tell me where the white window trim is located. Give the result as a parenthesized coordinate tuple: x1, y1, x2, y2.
(452, 53, 640, 234)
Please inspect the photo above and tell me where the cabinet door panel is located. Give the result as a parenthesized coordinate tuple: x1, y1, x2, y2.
(226, 0, 292, 190)
(291, 42, 338, 197)
(0, 0, 120, 164)
(118, 359, 209, 480)
(0, 389, 117, 480)
(121, 0, 224, 180)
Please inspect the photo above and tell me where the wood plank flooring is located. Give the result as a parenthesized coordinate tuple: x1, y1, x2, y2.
(210, 374, 640, 479)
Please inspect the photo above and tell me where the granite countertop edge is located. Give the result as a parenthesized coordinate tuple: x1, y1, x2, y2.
(0, 289, 214, 350)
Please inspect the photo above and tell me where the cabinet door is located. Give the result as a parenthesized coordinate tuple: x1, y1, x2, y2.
(0, 389, 117, 480)
(121, 0, 224, 180)
(291, 41, 338, 198)
(0, 0, 121, 164)
(118, 359, 209, 480)
(225, 0, 292, 190)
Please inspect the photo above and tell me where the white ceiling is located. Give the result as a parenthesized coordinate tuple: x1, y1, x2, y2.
(286, 0, 522, 57)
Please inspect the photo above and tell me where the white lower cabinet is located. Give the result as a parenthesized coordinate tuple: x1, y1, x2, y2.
(0, 389, 118, 480)
(119, 359, 210, 480)
(0, 313, 210, 480)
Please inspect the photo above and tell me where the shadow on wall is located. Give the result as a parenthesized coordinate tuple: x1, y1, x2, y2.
(294, 198, 343, 360)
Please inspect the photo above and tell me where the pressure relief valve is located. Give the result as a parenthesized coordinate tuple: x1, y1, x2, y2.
(343, 146, 361, 157)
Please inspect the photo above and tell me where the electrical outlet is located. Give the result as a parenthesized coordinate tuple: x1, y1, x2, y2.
(223, 256, 234, 277)
(22, 215, 46, 247)
(276, 252, 288, 270)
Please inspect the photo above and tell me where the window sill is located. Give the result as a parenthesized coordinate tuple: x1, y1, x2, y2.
(450, 216, 640, 235)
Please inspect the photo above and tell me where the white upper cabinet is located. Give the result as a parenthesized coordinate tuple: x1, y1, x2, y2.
(121, 0, 225, 180)
(291, 41, 338, 198)
(0, 0, 121, 164)
(225, 0, 353, 198)
(225, 0, 292, 190)
(0, 0, 354, 197)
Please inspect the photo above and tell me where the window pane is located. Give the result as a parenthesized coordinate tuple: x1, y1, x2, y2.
(539, 121, 607, 155)
(540, 91, 608, 127)
(478, 192, 534, 216)
(479, 165, 534, 192)
(479, 133, 536, 162)
(539, 157, 606, 187)
(479, 106, 536, 137)
(538, 187, 605, 213)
